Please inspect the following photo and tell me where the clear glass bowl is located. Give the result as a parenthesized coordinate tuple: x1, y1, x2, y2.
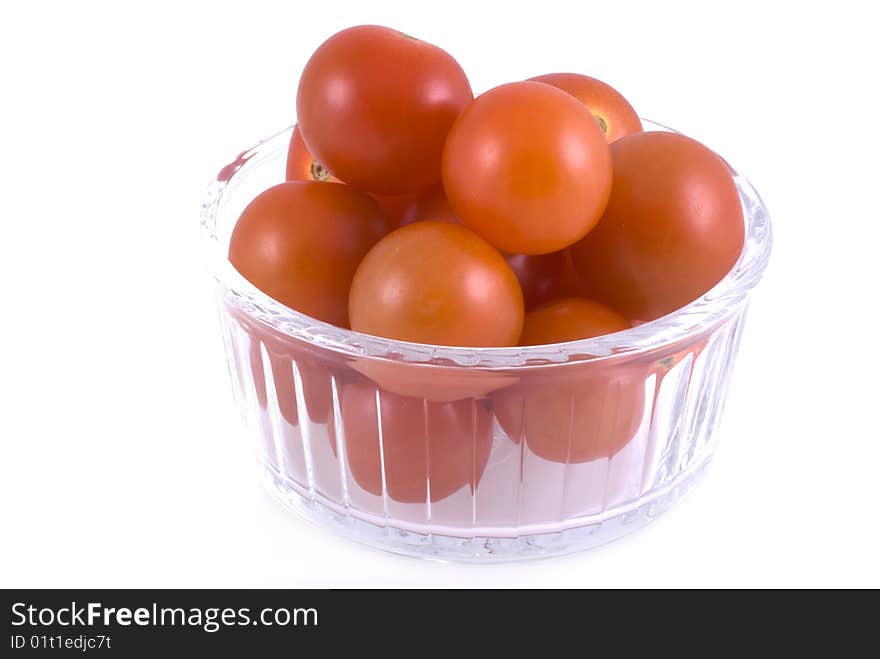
(200, 121, 772, 562)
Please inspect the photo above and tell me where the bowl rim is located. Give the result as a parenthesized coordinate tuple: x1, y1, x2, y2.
(200, 120, 772, 368)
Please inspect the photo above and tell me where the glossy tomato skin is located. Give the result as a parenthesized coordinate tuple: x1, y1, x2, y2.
(296, 25, 473, 195)
(396, 187, 583, 312)
(442, 82, 612, 255)
(229, 181, 389, 327)
(529, 73, 642, 143)
(506, 250, 580, 311)
(571, 131, 745, 321)
(494, 363, 645, 463)
(332, 382, 493, 503)
(519, 297, 630, 345)
(286, 124, 416, 224)
(285, 124, 338, 183)
(349, 221, 524, 347)
(493, 297, 642, 463)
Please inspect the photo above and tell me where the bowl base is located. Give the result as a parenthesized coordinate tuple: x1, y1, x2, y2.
(257, 454, 713, 563)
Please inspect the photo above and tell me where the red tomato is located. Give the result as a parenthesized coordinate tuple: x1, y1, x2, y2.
(493, 363, 645, 463)
(395, 187, 581, 311)
(493, 299, 642, 463)
(394, 187, 582, 310)
(287, 124, 415, 224)
(571, 131, 745, 321)
(296, 25, 473, 195)
(398, 184, 459, 226)
(331, 382, 493, 503)
(232, 310, 334, 426)
(229, 181, 389, 327)
(442, 81, 612, 255)
(396, 188, 581, 310)
(529, 73, 642, 143)
(352, 358, 516, 403)
(285, 124, 339, 183)
(506, 250, 580, 311)
(519, 297, 630, 345)
(349, 221, 524, 346)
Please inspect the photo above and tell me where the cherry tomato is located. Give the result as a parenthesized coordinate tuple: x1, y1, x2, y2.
(519, 297, 630, 345)
(331, 382, 493, 502)
(352, 358, 516, 403)
(529, 73, 642, 143)
(506, 250, 580, 311)
(398, 184, 459, 226)
(296, 25, 473, 195)
(442, 81, 612, 255)
(493, 363, 645, 463)
(493, 299, 642, 463)
(396, 188, 581, 310)
(287, 124, 415, 224)
(394, 186, 583, 309)
(397, 190, 581, 310)
(232, 311, 336, 426)
(571, 131, 745, 321)
(349, 221, 524, 346)
(397, 189, 583, 311)
(229, 181, 389, 327)
(285, 124, 339, 183)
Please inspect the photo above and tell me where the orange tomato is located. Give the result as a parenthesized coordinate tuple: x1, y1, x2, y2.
(442, 81, 612, 255)
(297, 25, 473, 194)
(287, 125, 417, 224)
(519, 297, 630, 345)
(229, 181, 389, 327)
(571, 131, 745, 321)
(529, 73, 642, 143)
(397, 188, 583, 312)
(493, 297, 642, 463)
(285, 124, 339, 183)
(231, 310, 334, 426)
(349, 222, 524, 346)
(351, 358, 517, 403)
(494, 364, 646, 463)
(332, 382, 493, 503)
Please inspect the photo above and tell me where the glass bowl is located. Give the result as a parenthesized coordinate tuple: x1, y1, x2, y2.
(200, 120, 772, 562)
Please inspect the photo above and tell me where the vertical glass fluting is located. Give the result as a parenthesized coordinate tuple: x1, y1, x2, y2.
(202, 122, 770, 560)
(218, 300, 747, 554)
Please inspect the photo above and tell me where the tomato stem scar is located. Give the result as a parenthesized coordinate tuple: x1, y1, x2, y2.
(310, 161, 331, 181)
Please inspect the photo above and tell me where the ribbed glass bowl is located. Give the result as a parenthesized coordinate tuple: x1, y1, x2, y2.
(200, 120, 771, 561)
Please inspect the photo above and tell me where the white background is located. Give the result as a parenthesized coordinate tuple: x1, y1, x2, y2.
(1, 0, 878, 588)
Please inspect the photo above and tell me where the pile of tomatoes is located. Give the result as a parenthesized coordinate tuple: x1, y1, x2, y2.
(230, 25, 745, 349)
